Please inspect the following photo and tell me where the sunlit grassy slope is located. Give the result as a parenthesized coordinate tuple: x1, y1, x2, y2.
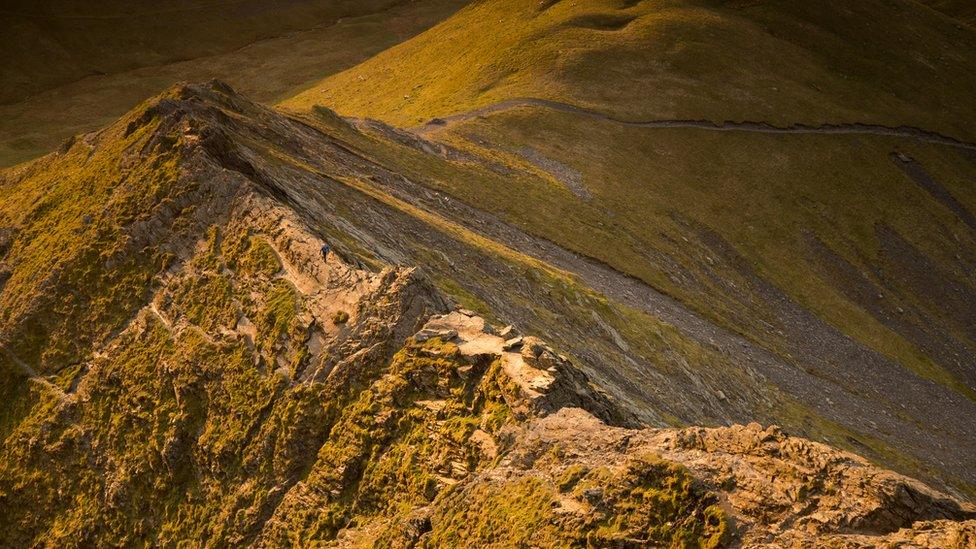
(429, 111, 976, 395)
(284, 0, 976, 406)
(0, 0, 467, 167)
(284, 0, 976, 140)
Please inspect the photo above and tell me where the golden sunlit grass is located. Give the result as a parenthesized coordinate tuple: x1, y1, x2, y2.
(451, 108, 976, 397)
(285, 0, 976, 141)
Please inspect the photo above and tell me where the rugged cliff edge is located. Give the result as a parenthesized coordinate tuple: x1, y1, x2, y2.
(1, 82, 974, 546)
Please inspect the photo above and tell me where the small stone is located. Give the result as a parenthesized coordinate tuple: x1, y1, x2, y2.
(503, 336, 524, 351)
(582, 488, 603, 503)
(498, 325, 519, 338)
(450, 461, 468, 476)
(458, 308, 476, 317)
(521, 337, 548, 359)
(415, 328, 458, 343)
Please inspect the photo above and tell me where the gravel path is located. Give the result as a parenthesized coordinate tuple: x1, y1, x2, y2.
(417, 97, 976, 151)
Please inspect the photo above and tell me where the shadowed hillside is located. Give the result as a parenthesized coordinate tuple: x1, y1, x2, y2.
(1, 0, 442, 105)
(0, 0, 467, 167)
(919, 0, 976, 25)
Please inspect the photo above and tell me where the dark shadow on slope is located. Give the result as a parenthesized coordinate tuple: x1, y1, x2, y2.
(805, 232, 976, 391)
(891, 152, 976, 234)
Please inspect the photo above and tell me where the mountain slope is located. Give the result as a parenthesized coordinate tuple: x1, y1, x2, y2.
(1, 83, 974, 545)
(0, 0, 445, 105)
(277, 0, 976, 495)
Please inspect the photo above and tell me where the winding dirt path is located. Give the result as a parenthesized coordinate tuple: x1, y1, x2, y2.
(416, 97, 976, 151)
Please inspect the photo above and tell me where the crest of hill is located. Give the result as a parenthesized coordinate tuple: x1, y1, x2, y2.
(283, 0, 976, 141)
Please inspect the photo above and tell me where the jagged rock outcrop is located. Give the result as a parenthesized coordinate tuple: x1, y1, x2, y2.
(500, 409, 976, 547)
(417, 311, 635, 427)
(356, 312, 976, 547)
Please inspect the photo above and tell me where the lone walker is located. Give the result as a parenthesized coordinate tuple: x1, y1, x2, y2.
(320, 242, 330, 261)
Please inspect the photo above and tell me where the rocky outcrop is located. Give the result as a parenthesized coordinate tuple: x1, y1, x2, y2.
(417, 311, 636, 427)
(652, 423, 975, 541)
(230, 298, 974, 546)
(368, 313, 976, 547)
(510, 410, 976, 547)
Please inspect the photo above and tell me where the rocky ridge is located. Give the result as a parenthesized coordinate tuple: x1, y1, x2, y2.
(1, 81, 975, 545)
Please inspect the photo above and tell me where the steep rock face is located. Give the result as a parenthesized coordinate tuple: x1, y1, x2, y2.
(421, 405, 976, 547)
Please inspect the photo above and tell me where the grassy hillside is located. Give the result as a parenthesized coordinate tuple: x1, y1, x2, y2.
(0, 0, 467, 167)
(285, 0, 976, 392)
(433, 109, 976, 391)
(3, 0, 976, 539)
(277, 0, 976, 494)
(285, 0, 976, 140)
